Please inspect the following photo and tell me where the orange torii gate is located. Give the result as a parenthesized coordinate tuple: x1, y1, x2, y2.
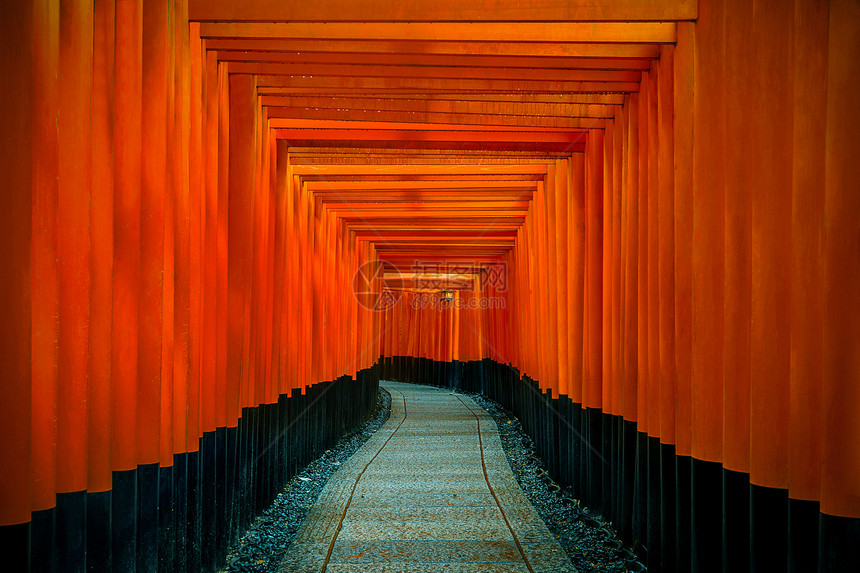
(0, 1, 858, 572)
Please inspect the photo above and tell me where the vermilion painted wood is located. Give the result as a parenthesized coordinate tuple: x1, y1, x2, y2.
(206, 38, 662, 61)
(198, 22, 677, 44)
(172, 0, 192, 460)
(637, 76, 650, 432)
(789, 0, 827, 504)
(199, 46, 218, 435)
(31, 0, 60, 510)
(0, 0, 35, 528)
(222, 52, 651, 72)
(722, 0, 752, 473)
(256, 74, 639, 95)
(215, 61, 230, 420)
(749, 0, 793, 492)
(797, 0, 860, 549)
(656, 46, 675, 445)
(610, 106, 624, 418)
(691, 0, 725, 465)
(230, 62, 642, 84)
(189, 0, 697, 22)
(569, 155, 585, 404)
(600, 121, 615, 414)
(111, 0, 142, 472)
(260, 91, 627, 106)
(646, 68, 661, 439)
(584, 130, 603, 411)
(266, 107, 605, 130)
(673, 22, 695, 458)
(56, 0, 93, 493)
(138, 0, 168, 467)
(6, 0, 860, 542)
(544, 163, 561, 394)
(623, 93, 639, 424)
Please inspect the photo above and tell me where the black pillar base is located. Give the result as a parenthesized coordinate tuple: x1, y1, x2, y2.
(750, 483, 788, 573)
(691, 458, 722, 573)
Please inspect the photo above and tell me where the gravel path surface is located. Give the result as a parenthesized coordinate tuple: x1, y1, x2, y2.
(470, 392, 645, 573)
(221, 383, 644, 573)
(220, 388, 391, 573)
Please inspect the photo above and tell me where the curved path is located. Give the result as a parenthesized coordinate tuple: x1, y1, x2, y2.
(279, 381, 577, 573)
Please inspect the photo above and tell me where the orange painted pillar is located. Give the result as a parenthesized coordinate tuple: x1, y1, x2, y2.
(543, 164, 560, 395)
(600, 119, 619, 414)
(227, 73, 255, 416)
(623, 93, 639, 424)
(0, 0, 35, 529)
(691, 0, 726, 567)
(139, 0, 168, 466)
(691, 0, 726, 468)
(30, 0, 60, 515)
(160, 0, 178, 466)
(57, 0, 94, 497)
(569, 155, 585, 403)
(788, 0, 827, 509)
(584, 129, 603, 412)
(673, 20, 696, 570)
(746, 19, 794, 566)
(272, 141, 289, 393)
(673, 21, 695, 463)
(554, 161, 570, 397)
(216, 60, 230, 408)
(645, 69, 660, 439)
(822, 0, 860, 525)
(88, 0, 115, 493)
(721, 0, 752, 485)
(656, 45, 676, 446)
(187, 22, 203, 452)
(170, 0, 191, 463)
(612, 107, 625, 418)
(636, 82, 650, 433)
(111, 0, 142, 473)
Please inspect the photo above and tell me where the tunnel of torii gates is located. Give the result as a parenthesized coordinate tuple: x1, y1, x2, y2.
(0, 0, 859, 572)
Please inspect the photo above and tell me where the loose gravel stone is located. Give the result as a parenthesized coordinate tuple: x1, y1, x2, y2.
(219, 388, 391, 573)
(470, 392, 646, 573)
(221, 384, 644, 573)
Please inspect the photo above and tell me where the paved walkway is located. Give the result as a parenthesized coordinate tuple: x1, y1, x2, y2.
(279, 381, 577, 573)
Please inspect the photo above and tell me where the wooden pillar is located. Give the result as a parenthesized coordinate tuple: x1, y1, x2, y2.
(554, 160, 570, 398)
(691, 0, 726, 570)
(111, 0, 142, 473)
(722, 0, 752, 491)
(656, 43, 678, 573)
(0, 0, 35, 530)
(57, 0, 94, 498)
(139, 0, 168, 467)
(656, 45, 676, 447)
(187, 22, 203, 453)
(172, 0, 191, 458)
(748, 2, 794, 572)
(623, 93, 639, 425)
(787, 2, 828, 571)
(645, 68, 660, 440)
(585, 129, 603, 412)
(821, 1, 860, 568)
(88, 0, 115, 493)
(30, 0, 60, 517)
(673, 20, 696, 573)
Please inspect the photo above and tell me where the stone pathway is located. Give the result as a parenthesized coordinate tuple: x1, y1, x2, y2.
(279, 381, 577, 573)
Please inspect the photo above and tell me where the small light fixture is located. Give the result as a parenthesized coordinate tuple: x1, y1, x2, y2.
(439, 289, 454, 303)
